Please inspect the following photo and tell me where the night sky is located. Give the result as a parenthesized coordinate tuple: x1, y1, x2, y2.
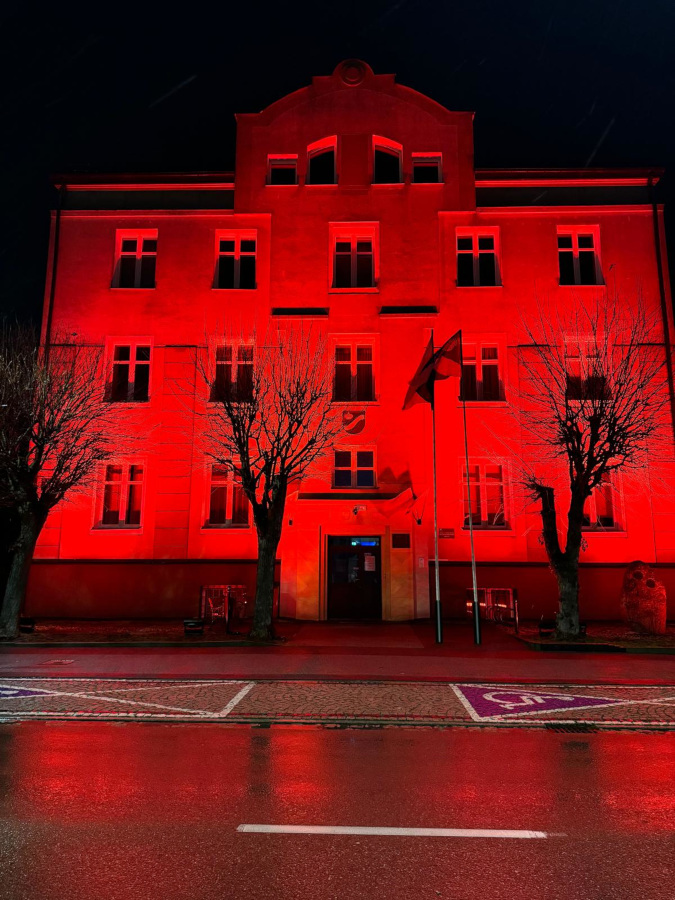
(2, 0, 674, 322)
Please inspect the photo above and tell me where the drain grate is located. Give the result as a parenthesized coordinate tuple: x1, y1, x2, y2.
(545, 723, 599, 733)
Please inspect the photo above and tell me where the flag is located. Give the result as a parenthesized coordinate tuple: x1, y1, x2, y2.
(402, 331, 462, 409)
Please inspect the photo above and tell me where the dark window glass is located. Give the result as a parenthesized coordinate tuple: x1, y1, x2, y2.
(269, 163, 297, 185)
(558, 235, 573, 249)
(579, 251, 597, 284)
(373, 148, 401, 183)
(335, 470, 352, 487)
(142, 239, 157, 253)
(334, 251, 352, 288)
(391, 533, 411, 548)
(308, 149, 336, 184)
(236, 350, 254, 402)
(133, 360, 150, 402)
(239, 255, 256, 289)
(356, 247, 374, 287)
(578, 235, 594, 249)
(111, 347, 130, 402)
(412, 162, 440, 183)
(356, 468, 375, 487)
(232, 485, 249, 525)
(136, 346, 151, 362)
(461, 364, 477, 401)
(217, 256, 235, 289)
(121, 239, 137, 253)
(478, 253, 497, 286)
(457, 253, 474, 286)
(139, 255, 155, 288)
(482, 364, 500, 401)
(559, 251, 575, 285)
(566, 375, 583, 400)
(118, 256, 137, 288)
(478, 236, 494, 251)
(457, 237, 473, 251)
(356, 347, 374, 401)
(357, 451, 373, 469)
(220, 240, 235, 253)
(334, 451, 351, 469)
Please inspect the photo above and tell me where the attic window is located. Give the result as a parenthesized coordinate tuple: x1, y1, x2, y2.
(307, 137, 337, 184)
(412, 154, 442, 183)
(372, 137, 402, 184)
(268, 156, 297, 185)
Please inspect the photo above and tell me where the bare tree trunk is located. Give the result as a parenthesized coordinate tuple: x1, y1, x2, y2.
(0, 509, 44, 640)
(250, 529, 280, 641)
(554, 560, 581, 638)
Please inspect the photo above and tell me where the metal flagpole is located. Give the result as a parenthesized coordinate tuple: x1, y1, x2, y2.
(459, 331, 481, 646)
(430, 331, 443, 644)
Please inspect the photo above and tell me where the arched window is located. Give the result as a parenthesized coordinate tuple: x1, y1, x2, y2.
(372, 136, 403, 184)
(307, 137, 337, 184)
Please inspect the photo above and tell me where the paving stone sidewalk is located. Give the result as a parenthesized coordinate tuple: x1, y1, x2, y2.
(0, 677, 673, 730)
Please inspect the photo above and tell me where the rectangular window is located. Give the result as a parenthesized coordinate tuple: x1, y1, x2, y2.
(583, 475, 620, 530)
(333, 344, 375, 401)
(565, 341, 609, 402)
(113, 232, 157, 288)
(331, 225, 377, 289)
(333, 449, 376, 489)
(456, 230, 500, 286)
(207, 464, 249, 527)
(307, 146, 337, 184)
(109, 344, 151, 402)
(412, 153, 442, 183)
(463, 463, 507, 528)
(558, 229, 602, 285)
(100, 463, 144, 527)
(210, 345, 254, 402)
(267, 156, 298, 185)
(215, 234, 256, 289)
(461, 344, 503, 402)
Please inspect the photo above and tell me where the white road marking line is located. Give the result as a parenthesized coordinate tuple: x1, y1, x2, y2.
(0, 681, 227, 717)
(217, 682, 255, 716)
(451, 684, 482, 721)
(237, 825, 552, 839)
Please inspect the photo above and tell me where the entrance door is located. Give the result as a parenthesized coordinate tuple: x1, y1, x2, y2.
(327, 536, 382, 619)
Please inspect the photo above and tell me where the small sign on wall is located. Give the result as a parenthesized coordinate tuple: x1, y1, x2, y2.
(418, 556, 426, 569)
(439, 528, 455, 539)
(364, 553, 376, 572)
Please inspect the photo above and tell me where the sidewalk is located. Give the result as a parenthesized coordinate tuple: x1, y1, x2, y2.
(2, 621, 674, 685)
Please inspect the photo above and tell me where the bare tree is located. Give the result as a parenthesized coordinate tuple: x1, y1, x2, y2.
(0, 324, 115, 638)
(516, 300, 672, 638)
(200, 329, 341, 641)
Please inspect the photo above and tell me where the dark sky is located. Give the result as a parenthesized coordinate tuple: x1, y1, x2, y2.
(2, 0, 674, 321)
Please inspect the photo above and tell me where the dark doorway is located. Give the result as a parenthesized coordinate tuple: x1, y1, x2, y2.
(327, 536, 382, 619)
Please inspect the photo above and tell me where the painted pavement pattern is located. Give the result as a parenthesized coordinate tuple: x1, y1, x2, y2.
(0, 678, 673, 729)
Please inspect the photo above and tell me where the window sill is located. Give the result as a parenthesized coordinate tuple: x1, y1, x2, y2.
(581, 528, 626, 536)
(109, 287, 156, 291)
(454, 284, 503, 289)
(201, 524, 251, 531)
(371, 182, 404, 187)
(92, 525, 143, 532)
(329, 287, 379, 293)
(211, 287, 258, 292)
(305, 183, 339, 188)
(106, 401, 151, 406)
(558, 283, 606, 288)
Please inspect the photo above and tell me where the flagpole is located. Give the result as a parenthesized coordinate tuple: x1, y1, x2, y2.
(459, 331, 481, 646)
(430, 331, 443, 644)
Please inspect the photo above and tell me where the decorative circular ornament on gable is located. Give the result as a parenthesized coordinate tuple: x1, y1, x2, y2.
(338, 59, 367, 85)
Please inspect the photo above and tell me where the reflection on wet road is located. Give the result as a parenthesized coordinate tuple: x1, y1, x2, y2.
(0, 724, 672, 899)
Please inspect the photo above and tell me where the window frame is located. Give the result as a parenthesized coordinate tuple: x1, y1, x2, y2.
(460, 340, 505, 403)
(306, 136, 338, 185)
(105, 338, 153, 404)
(267, 155, 298, 186)
(582, 473, 623, 532)
(332, 448, 377, 490)
(557, 226, 604, 286)
(331, 339, 377, 403)
(203, 462, 251, 529)
(461, 460, 510, 530)
(112, 230, 158, 289)
(95, 461, 146, 530)
(411, 152, 443, 184)
(214, 231, 257, 290)
(208, 342, 255, 404)
(329, 223, 379, 291)
(372, 136, 403, 185)
(455, 227, 501, 287)
(564, 337, 609, 403)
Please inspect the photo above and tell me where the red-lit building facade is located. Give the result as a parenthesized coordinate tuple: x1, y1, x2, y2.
(27, 60, 675, 622)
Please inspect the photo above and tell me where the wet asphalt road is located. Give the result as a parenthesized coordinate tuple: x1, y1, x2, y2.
(0, 724, 672, 900)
